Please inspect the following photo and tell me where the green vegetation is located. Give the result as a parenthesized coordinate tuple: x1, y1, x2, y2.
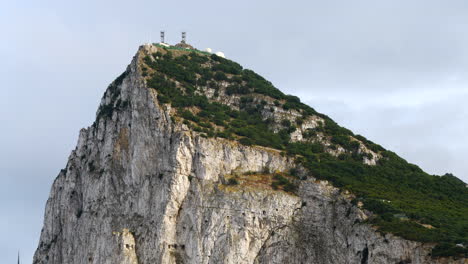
(271, 173, 298, 193)
(141, 48, 468, 258)
(227, 178, 239, 185)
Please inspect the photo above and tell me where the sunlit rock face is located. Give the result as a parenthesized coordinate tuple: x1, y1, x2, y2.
(33, 45, 465, 264)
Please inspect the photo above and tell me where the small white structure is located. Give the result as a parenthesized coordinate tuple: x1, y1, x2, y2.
(215, 51, 225, 58)
(205, 48, 212, 53)
(158, 42, 170, 47)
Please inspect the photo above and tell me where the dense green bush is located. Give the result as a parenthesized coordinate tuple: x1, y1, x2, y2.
(432, 243, 468, 257)
(281, 119, 292, 127)
(225, 84, 250, 95)
(227, 178, 239, 185)
(214, 71, 228, 81)
(271, 174, 298, 193)
(283, 182, 298, 193)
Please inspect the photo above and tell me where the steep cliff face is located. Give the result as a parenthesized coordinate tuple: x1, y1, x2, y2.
(33, 45, 466, 264)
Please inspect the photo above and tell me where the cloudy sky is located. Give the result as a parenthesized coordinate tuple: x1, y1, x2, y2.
(1, 0, 467, 262)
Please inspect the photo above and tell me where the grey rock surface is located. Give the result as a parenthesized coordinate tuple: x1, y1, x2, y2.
(33, 45, 466, 264)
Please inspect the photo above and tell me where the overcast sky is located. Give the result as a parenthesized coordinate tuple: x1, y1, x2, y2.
(1, 0, 468, 262)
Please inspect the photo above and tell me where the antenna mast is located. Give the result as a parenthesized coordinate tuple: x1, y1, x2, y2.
(160, 31, 165, 43)
(181, 32, 186, 44)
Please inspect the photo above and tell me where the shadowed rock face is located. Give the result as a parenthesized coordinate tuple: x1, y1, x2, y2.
(33, 45, 466, 264)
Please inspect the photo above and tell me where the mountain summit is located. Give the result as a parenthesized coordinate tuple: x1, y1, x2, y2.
(33, 43, 467, 263)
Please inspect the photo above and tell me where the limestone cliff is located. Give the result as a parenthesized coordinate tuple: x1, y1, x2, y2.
(33, 44, 467, 264)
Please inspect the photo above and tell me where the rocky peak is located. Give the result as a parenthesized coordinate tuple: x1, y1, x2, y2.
(132, 44, 381, 165)
(33, 44, 467, 264)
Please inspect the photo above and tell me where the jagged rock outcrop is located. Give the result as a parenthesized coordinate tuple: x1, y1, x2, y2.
(33, 45, 466, 264)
